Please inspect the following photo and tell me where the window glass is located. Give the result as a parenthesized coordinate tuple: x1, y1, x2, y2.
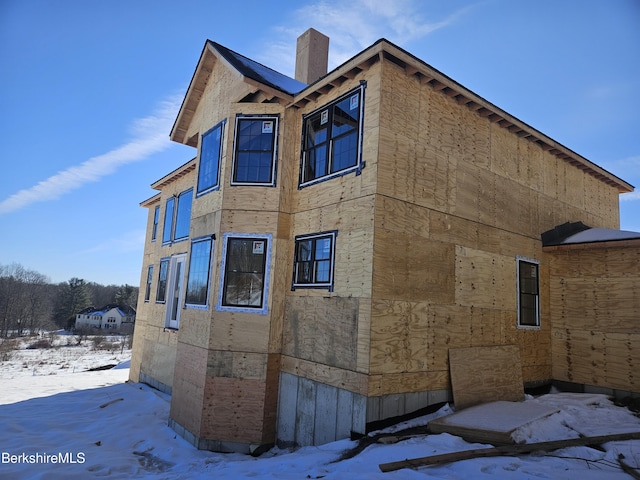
(144, 265, 153, 301)
(232, 117, 278, 185)
(198, 121, 224, 195)
(162, 198, 175, 244)
(174, 189, 192, 240)
(186, 237, 213, 306)
(222, 237, 267, 308)
(151, 206, 160, 241)
(156, 258, 169, 302)
(517, 258, 540, 327)
(293, 232, 336, 289)
(301, 87, 363, 186)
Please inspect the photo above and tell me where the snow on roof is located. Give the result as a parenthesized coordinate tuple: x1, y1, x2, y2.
(210, 41, 307, 95)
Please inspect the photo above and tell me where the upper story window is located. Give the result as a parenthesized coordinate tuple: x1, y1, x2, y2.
(300, 85, 365, 188)
(517, 256, 540, 328)
(162, 189, 192, 245)
(197, 119, 226, 196)
(292, 231, 337, 291)
(217, 233, 272, 315)
(151, 206, 160, 242)
(232, 116, 279, 186)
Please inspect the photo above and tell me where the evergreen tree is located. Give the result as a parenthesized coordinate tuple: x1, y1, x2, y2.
(53, 278, 91, 329)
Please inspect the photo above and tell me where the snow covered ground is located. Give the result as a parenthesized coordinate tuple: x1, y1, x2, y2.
(1, 335, 639, 479)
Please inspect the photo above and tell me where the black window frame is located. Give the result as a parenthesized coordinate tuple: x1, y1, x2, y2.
(185, 235, 214, 308)
(300, 85, 365, 188)
(292, 231, 337, 291)
(151, 205, 160, 242)
(197, 119, 226, 197)
(144, 265, 153, 302)
(156, 257, 169, 303)
(231, 115, 279, 187)
(217, 234, 271, 314)
(517, 256, 540, 328)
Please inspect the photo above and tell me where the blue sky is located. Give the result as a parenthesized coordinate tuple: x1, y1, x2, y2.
(1, 0, 638, 286)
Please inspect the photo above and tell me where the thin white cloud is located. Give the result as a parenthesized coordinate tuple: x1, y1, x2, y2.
(260, 0, 474, 75)
(0, 95, 182, 215)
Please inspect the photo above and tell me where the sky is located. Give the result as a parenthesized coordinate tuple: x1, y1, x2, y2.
(1, 0, 639, 286)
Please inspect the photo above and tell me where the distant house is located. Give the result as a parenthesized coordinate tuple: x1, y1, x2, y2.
(129, 29, 639, 454)
(75, 304, 136, 332)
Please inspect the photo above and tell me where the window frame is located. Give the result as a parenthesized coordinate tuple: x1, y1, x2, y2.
(144, 265, 153, 302)
(299, 84, 366, 188)
(292, 231, 337, 291)
(231, 115, 279, 187)
(161, 188, 193, 245)
(216, 233, 272, 315)
(185, 235, 214, 309)
(197, 119, 226, 197)
(516, 256, 541, 329)
(156, 257, 170, 303)
(151, 205, 160, 242)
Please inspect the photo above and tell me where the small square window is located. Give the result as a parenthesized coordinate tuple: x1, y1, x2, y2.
(292, 231, 337, 290)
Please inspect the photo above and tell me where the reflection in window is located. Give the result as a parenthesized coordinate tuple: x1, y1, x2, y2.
(293, 231, 337, 290)
(232, 117, 278, 186)
(517, 257, 540, 328)
(186, 237, 213, 307)
(301, 86, 364, 186)
(198, 120, 225, 196)
(156, 258, 169, 303)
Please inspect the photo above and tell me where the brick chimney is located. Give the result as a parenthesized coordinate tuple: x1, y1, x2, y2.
(295, 28, 329, 84)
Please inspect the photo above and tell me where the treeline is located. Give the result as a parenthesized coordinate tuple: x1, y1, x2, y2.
(0, 263, 138, 338)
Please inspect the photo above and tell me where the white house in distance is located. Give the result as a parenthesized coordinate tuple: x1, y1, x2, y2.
(75, 304, 136, 331)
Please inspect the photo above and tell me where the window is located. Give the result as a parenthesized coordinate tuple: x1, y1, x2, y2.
(162, 198, 174, 244)
(217, 233, 272, 314)
(185, 236, 213, 307)
(292, 231, 337, 290)
(197, 120, 225, 196)
(162, 189, 192, 244)
(232, 116, 278, 186)
(144, 265, 153, 302)
(156, 258, 169, 303)
(300, 85, 365, 187)
(151, 206, 160, 241)
(517, 257, 540, 328)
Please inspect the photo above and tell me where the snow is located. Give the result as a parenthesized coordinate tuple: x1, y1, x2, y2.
(1, 338, 640, 479)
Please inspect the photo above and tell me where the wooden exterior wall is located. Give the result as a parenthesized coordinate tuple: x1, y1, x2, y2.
(549, 244, 640, 393)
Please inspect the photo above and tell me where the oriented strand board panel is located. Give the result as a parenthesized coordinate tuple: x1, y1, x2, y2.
(449, 345, 524, 409)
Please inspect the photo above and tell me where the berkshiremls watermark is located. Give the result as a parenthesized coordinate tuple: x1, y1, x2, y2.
(2, 452, 85, 465)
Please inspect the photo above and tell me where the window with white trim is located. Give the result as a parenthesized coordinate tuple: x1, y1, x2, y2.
(232, 116, 278, 186)
(217, 233, 272, 314)
(517, 256, 540, 328)
(300, 85, 365, 187)
(292, 231, 337, 291)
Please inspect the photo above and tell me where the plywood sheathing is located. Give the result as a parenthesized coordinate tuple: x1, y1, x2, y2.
(449, 345, 525, 410)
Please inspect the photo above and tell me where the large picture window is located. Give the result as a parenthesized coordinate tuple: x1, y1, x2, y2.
(300, 85, 364, 187)
(185, 236, 213, 307)
(292, 231, 337, 290)
(217, 233, 272, 314)
(232, 116, 278, 186)
(197, 120, 225, 196)
(517, 257, 540, 328)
